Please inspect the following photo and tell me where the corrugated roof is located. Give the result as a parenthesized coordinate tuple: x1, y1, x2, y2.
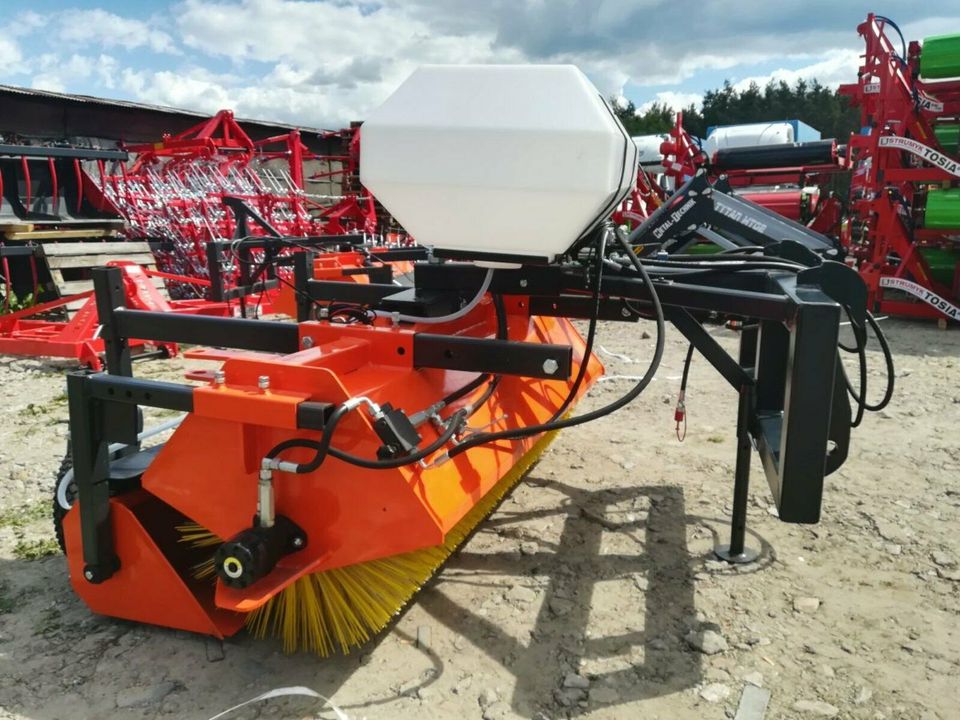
(0, 84, 333, 135)
(0, 83, 347, 155)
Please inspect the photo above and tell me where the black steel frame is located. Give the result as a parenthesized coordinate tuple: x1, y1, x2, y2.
(0, 144, 128, 161)
(626, 170, 838, 255)
(304, 259, 853, 554)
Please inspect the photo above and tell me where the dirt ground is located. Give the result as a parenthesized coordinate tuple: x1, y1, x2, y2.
(0, 317, 957, 720)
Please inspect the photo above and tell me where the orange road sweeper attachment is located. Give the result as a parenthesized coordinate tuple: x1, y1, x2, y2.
(55, 66, 890, 655)
(59, 285, 596, 652)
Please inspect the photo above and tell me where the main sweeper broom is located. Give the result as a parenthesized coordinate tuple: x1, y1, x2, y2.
(55, 65, 890, 656)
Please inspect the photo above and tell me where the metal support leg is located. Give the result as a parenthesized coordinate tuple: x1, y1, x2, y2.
(293, 251, 315, 323)
(92, 267, 132, 377)
(206, 241, 225, 302)
(67, 372, 120, 583)
(714, 383, 760, 564)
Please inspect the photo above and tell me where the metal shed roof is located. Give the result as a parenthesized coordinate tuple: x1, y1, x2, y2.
(0, 84, 345, 155)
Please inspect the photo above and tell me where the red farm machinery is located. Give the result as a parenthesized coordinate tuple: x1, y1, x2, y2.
(637, 13, 960, 326)
(656, 112, 848, 239)
(100, 110, 386, 289)
(840, 14, 960, 323)
(0, 111, 405, 368)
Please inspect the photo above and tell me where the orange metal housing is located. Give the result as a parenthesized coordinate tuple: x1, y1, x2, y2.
(63, 295, 602, 633)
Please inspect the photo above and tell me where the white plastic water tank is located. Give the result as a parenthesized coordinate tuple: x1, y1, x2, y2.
(632, 134, 668, 172)
(702, 122, 795, 156)
(360, 65, 637, 261)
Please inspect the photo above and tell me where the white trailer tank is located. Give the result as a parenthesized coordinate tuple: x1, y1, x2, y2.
(702, 122, 796, 156)
(632, 133, 669, 173)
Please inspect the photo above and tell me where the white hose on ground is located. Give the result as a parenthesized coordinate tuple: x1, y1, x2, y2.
(598, 345, 634, 363)
(207, 686, 350, 720)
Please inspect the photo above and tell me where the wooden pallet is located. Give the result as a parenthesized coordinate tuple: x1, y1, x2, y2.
(39, 241, 163, 308)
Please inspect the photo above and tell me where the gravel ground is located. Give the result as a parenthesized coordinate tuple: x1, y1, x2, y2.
(0, 317, 957, 719)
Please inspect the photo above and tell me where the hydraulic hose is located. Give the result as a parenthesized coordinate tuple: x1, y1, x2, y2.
(549, 229, 607, 421)
(840, 310, 895, 419)
(858, 312, 895, 412)
(263, 408, 469, 472)
(265, 403, 352, 473)
(437, 293, 508, 414)
(327, 409, 468, 469)
(446, 227, 666, 459)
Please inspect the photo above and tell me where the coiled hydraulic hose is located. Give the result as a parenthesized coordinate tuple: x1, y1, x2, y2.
(839, 310, 895, 426)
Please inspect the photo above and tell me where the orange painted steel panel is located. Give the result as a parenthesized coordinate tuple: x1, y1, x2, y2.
(143, 414, 262, 541)
(183, 347, 278, 362)
(193, 384, 310, 429)
(64, 492, 246, 638)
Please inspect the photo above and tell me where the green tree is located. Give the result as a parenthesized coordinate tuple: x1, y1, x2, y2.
(611, 99, 674, 135)
(694, 79, 859, 140)
(614, 78, 860, 142)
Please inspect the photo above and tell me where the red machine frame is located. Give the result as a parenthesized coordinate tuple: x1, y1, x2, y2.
(839, 13, 960, 321)
(0, 262, 229, 369)
(0, 114, 411, 369)
(612, 165, 666, 229)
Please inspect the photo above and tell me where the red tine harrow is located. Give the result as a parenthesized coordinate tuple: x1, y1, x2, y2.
(97, 111, 382, 294)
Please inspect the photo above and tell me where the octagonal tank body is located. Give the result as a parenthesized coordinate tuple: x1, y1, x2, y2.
(360, 65, 637, 261)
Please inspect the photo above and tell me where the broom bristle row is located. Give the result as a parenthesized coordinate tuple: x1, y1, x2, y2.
(179, 429, 559, 655)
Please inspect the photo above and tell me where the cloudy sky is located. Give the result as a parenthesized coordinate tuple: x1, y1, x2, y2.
(2, 1, 959, 129)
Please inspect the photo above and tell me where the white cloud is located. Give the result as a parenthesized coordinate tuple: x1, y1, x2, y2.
(638, 91, 703, 114)
(57, 9, 178, 54)
(176, 0, 498, 65)
(119, 68, 233, 114)
(95, 55, 120, 90)
(0, 37, 21, 68)
(731, 49, 862, 92)
(7, 11, 47, 35)
(30, 75, 66, 93)
(5, 2, 960, 131)
(29, 53, 99, 94)
(116, 66, 375, 127)
(577, 62, 629, 98)
(901, 16, 960, 45)
(160, 0, 526, 126)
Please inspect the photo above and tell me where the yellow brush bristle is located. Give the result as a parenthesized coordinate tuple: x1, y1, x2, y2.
(179, 428, 559, 655)
(176, 523, 220, 579)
